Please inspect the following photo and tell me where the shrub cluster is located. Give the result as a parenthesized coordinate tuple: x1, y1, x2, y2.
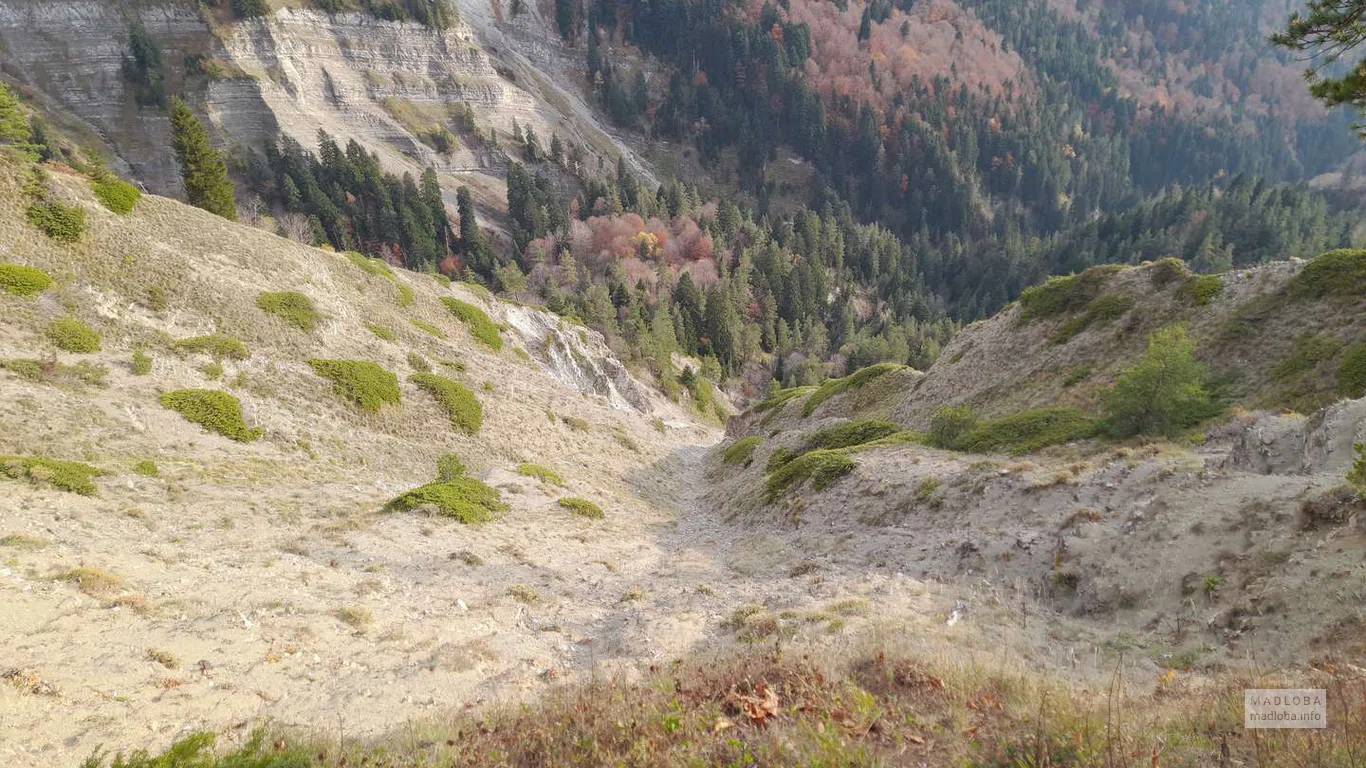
(1337, 344, 1366, 399)
(365, 323, 397, 341)
(47, 317, 101, 353)
(1017, 265, 1124, 321)
(386, 477, 507, 524)
(1180, 274, 1223, 306)
(441, 297, 503, 350)
(410, 372, 481, 432)
(93, 177, 141, 214)
(802, 363, 903, 417)
(437, 453, 467, 481)
(806, 420, 900, 451)
(1049, 293, 1134, 345)
(174, 334, 249, 360)
(410, 318, 447, 339)
(0, 455, 104, 496)
(256, 291, 319, 331)
(721, 436, 763, 466)
(343, 251, 395, 281)
(1105, 324, 1218, 437)
(309, 360, 401, 413)
(26, 199, 86, 242)
(159, 388, 262, 442)
(1287, 249, 1366, 300)
(0, 263, 53, 296)
(764, 450, 856, 501)
(3, 357, 108, 386)
(517, 463, 565, 485)
(558, 497, 605, 519)
(930, 405, 1098, 454)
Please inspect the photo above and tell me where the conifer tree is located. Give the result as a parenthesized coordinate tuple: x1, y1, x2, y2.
(169, 98, 236, 220)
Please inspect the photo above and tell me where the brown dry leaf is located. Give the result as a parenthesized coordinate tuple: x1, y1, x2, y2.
(962, 725, 980, 738)
(735, 682, 780, 723)
(713, 716, 735, 733)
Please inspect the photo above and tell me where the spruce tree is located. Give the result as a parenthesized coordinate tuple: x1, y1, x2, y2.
(169, 98, 236, 220)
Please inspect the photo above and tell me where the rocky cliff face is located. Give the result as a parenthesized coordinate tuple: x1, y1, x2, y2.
(0, 0, 649, 215)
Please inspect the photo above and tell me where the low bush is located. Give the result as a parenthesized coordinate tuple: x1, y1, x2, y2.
(1105, 324, 1218, 437)
(396, 284, 415, 307)
(26, 199, 85, 241)
(460, 281, 492, 301)
(802, 363, 903, 417)
(1017, 265, 1123, 321)
(441, 297, 503, 350)
(410, 372, 481, 433)
(805, 420, 900, 451)
(131, 349, 153, 375)
(410, 318, 447, 339)
(764, 450, 856, 501)
(0, 263, 53, 296)
(309, 360, 400, 412)
(558, 497, 605, 519)
(1049, 293, 1134, 345)
(343, 251, 395, 281)
(517, 463, 565, 485)
(385, 477, 507, 524)
(0, 455, 104, 496)
(1336, 344, 1366, 399)
(159, 388, 262, 442)
(752, 385, 815, 414)
(1181, 274, 1223, 306)
(133, 460, 159, 477)
(2, 358, 107, 386)
(928, 404, 979, 449)
(1273, 334, 1343, 380)
(437, 454, 466, 481)
(722, 436, 763, 466)
(765, 446, 799, 472)
(956, 408, 1100, 454)
(174, 333, 249, 360)
(256, 291, 319, 331)
(1287, 249, 1366, 300)
(79, 730, 311, 768)
(93, 177, 140, 214)
(47, 317, 101, 353)
(365, 323, 397, 341)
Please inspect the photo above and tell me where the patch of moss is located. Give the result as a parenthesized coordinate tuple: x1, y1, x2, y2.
(441, 297, 503, 350)
(343, 251, 396, 281)
(46, 317, 101, 353)
(174, 334, 249, 360)
(256, 291, 320, 331)
(517, 463, 565, 485)
(26, 199, 85, 242)
(93, 177, 140, 214)
(133, 460, 159, 477)
(1017, 265, 1124, 321)
(802, 363, 903, 417)
(410, 372, 481, 433)
(764, 450, 856, 501)
(385, 477, 507, 524)
(0, 263, 53, 296)
(1287, 249, 1366, 300)
(159, 389, 262, 442)
(722, 436, 763, 466)
(0, 455, 104, 496)
(1337, 344, 1366, 399)
(365, 323, 397, 341)
(1050, 293, 1134, 345)
(308, 360, 401, 412)
(955, 408, 1100, 454)
(409, 318, 447, 339)
(558, 497, 605, 519)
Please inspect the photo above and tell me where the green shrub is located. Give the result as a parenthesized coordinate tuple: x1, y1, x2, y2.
(343, 251, 395, 280)
(460, 281, 492, 301)
(131, 349, 152, 375)
(1287, 249, 1366, 299)
(80, 729, 311, 768)
(2, 358, 107, 386)
(722, 436, 763, 466)
(805, 420, 900, 451)
(1273, 334, 1343, 379)
(916, 476, 941, 501)
(1050, 293, 1134, 344)
(928, 404, 980, 449)
(47, 317, 101, 353)
(1349, 443, 1366, 494)
(386, 477, 507, 523)
(0, 263, 53, 296)
(802, 363, 903, 416)
(133, 460, 159, 477)
(174, 333, 249, 360)
(441, 297, 503, 350)
(1148, 257, 1191, 288)
(145, 285, 168, 312)
(159, 388, 262, 441)
(0, 455, 104, 496)
(200, 360, 224, 380)
(1181, 274, 1223, 306)
(956, 408, 1100, 454)
(558, 496, 605, 519)
(26, 199, 85, 241)
(766, 446, 799, 472)
(365, 323, 397, 341)
(1105, 325, 1217, 437)
(764, 450, 856, 501)
(753, 385, 816, 413)
(93, 177, 140, 214)
(437, 453, 466, 481)
(396, 284, 415, 307)
(410, 372, 481, 433)
(309, 360, 401, 413)
(410, 318, 447, 339)
(1337, 344, 1366, 398)
(256, 291, 319, 331)
(517, 463, 565, 485)
(1018, 265, 1123, 321)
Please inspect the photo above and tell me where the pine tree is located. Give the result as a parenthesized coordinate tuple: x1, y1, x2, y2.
(169, 98, 236, 220)
(0, 82, 37, 160)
